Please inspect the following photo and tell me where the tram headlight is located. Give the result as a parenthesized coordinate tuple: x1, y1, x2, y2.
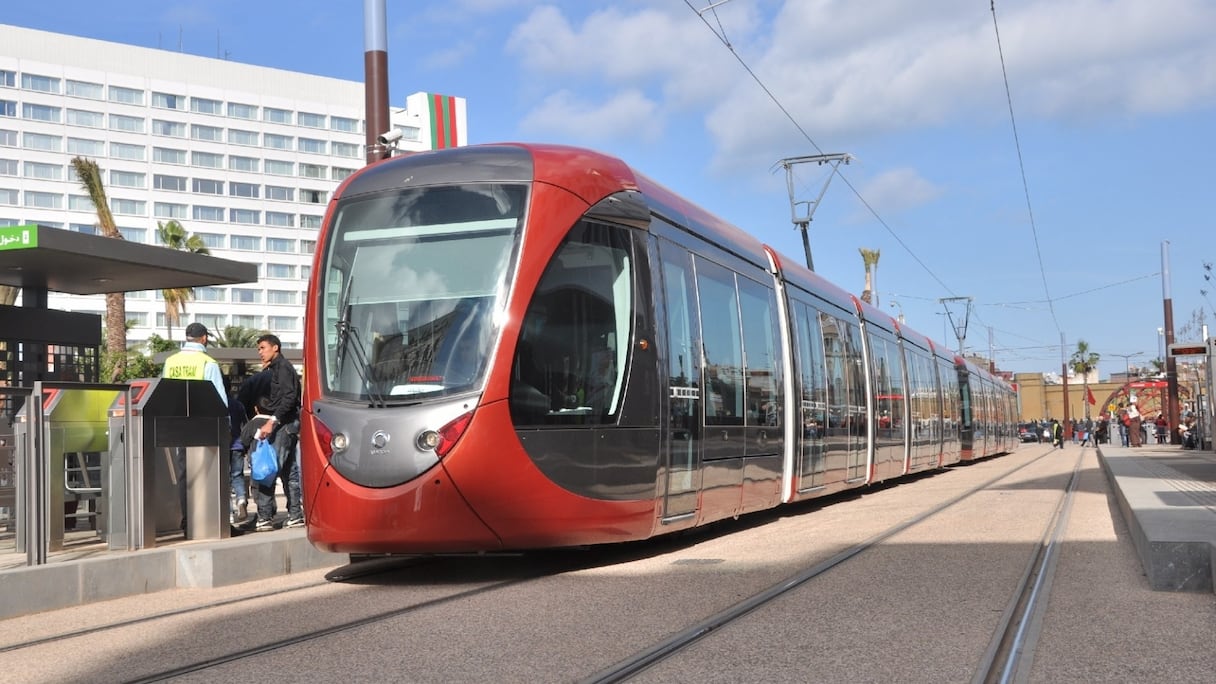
(331, 431, 349, 453)
(416, 430, 440, 451)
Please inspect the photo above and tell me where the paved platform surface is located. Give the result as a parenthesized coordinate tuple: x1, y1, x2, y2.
(1, 443, 1213, 621)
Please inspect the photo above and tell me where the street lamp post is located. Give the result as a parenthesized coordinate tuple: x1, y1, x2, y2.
(1112, 351, 1144, 384)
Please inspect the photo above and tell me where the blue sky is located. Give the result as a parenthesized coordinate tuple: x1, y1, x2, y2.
(9, 0, 1215, 377)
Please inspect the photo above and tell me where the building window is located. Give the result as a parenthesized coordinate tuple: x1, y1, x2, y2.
(266, 238, 295, 253)
(65, 110, 105, 129)
(300, 215, 322, 229)
(0, 130, 15, 147)
(22, 103, 62, 123)
(298, 138, 326, 154)
(65, 80, 105, 99)
(154, 174, 187, 191)
(330, 116, 360, 133)
(230, 234, 261, 250)
(23, 132, 61, 152)
(265, 185, 294, 202)
(24, 191, 63, 209)
(299, 163, 325, 179)
(332, 167, 356, 181)
(232, 314, 263, 328)
(152, 119, 186, 137)
(110, 142, 145, 161)
(152, 92, 186, 110)
(195, 232, 225, 249)
(265, 211, 294, 227)
(268, 315, 298, 331)
(263, 107, 292, 124)
(228, 155, 259, 173)
(229, 209, 260, 225)
(0, 159, 16, 176)
(191, 124, 223, 142)
(0, 70, 14, 88)
(229, 129, 258, 146)
(265, 159, 294, 176)
(193, 205, 224, 222)
(66, 138, 105, 156)
(267, 290, 297, 305)
(297, 112, 325, 128)
(300, 240, 316, 254)
(266, 263, 296, 279)
(111, 198, 146, 216)
(191, 151, 224, 169)
(0, 189, 18, 205)
(0, 100, 12, 117)
(108, 85, 144, 105)
(118, 226, 146, 242)
(263, 133, 293, 150)
(154, 202, 187, 219)
(21, 73, 60, 94)
(331, 142, 360, 158)
(195, 287, 226, 302)
(229, 181, 259, 198)
(108, 113, 145, 133)
(190, 97, 222, 115)
(153, 147, 187, 164)
(231, 288, 262, 304)
(68, 194, 95, 211)
(301, 189, 327, 204)
(228, 102, 257, 120)
(24, 162, 62, 180)
(192, 178, 224, 195)
(109, 170, 145, 188)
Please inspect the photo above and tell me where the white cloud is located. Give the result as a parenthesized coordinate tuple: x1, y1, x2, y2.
(854, 167, 942, 216)
(518, 89, 663, 143)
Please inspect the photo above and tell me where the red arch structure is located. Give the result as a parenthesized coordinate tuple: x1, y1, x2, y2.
(1097, 379, 1189, 428)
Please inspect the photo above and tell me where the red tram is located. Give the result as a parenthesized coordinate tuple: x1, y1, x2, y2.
(299, 143, 1017, 556)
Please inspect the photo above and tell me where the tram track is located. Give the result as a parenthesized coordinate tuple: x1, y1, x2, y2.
(6, 447, 1091, 683)
(582, 448, 1086, 684)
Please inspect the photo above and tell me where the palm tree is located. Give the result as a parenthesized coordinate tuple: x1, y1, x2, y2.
(156, 220, 209, 340)
(859, 248, 880, 305)
(214, 325, 264, 349)
(71, 156, 127, 381)
(1070, 339, 1101, 420)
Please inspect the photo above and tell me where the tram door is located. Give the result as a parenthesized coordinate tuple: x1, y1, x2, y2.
(656, 241, 701, 521)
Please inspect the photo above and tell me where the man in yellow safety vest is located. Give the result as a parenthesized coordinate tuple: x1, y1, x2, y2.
(161, 322, 228, 534)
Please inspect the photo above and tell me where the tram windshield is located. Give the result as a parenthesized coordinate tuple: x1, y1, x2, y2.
(319, 183, 526, 403)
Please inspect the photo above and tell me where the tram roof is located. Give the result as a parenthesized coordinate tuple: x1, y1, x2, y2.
(0, 224, 257, 295)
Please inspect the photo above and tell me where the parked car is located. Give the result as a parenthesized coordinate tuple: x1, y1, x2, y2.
(1018, 423, 1040, 443)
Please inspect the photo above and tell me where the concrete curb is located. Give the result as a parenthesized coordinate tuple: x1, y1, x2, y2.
(1098, 446, 1216, 592)
(0, 531, 345, 620)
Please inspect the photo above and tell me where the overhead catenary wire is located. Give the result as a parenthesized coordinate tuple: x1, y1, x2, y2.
(684, 0, 956, 297)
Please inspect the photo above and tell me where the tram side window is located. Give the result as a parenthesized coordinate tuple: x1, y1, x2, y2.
(695, 259, 744, 426)
(510, 220, 635, 427)
(738, 277, 780, 428)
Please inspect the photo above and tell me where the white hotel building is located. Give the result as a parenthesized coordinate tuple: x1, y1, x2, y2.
(0, 24, 467, 350)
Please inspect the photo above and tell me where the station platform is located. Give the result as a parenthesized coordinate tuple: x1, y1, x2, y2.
(1, 443, 1214, 621)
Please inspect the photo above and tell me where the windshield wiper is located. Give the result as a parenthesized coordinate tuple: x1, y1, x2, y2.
(333, 273, 387, 408)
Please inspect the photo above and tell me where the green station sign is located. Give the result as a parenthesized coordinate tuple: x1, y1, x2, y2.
(0, 224, 37, 251)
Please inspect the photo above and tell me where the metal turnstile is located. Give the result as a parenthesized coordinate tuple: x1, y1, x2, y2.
(108, 378, 229, 549)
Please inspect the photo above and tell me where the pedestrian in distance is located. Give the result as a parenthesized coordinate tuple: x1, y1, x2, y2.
(1051, 418, 1064, 449)
(251, 334, 303, 531)
(160, 322, 227, 535)
(227, 390, 249, 524)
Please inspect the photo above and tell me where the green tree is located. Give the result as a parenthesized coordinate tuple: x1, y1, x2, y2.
(215, 325, 264, 348)
(71, 156, 127, 381)
(1070, 339, 1101, 419)
(156, 220, 209, 340)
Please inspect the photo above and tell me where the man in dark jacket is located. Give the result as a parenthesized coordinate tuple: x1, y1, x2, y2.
(252, 334, 302, 531)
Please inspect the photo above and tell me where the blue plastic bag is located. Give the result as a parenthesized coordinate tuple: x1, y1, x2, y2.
(251, 438, 278, 486)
